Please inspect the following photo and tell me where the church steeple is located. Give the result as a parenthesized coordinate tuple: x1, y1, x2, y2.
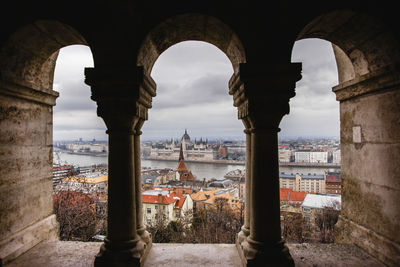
(179, 142, 184, 161)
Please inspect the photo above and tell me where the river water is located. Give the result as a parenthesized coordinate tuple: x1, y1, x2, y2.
(55, 151, 243, 180)
(55, 152, 337, 181)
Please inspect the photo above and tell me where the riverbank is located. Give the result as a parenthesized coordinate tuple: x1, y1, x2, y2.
(144, 157, 245, 165)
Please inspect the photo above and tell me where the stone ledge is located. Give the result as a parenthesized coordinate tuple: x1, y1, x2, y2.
(4, 241, 385, 267)
(0, 215, 58, 266)
(287, 243, 385, 267)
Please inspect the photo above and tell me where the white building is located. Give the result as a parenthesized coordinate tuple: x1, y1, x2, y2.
(278, 148, 291, 162)
(333, 149, 341, 164)
(295, 151, 328, 163)
(142, 188, 193, 226)
(279, 172, 326, 194)
(301, 194, 341, 227)
(149, 130, 214, 161)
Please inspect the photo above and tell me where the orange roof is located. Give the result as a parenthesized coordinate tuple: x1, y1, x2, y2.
(191, 189, 220, 201)
(289, 191, 307, 202)
(174, 196, 186, 209)
(190, 190, 242, 212)
(280, 188, 291, 200)
(142, 191, 178, 205)
(280, 188, 307, 202)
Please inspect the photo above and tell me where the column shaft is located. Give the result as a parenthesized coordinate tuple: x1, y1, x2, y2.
(237, 129, 252, 244)
(134, 131, 151, 244)
(249, 129, 281, 243)
(107, 131, 137, 242)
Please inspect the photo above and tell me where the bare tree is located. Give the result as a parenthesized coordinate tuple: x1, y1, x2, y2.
(282, 212, 307, 243)
(53, 191, 97, 241)
(314, 200, 341, 243)
(53, 177, 107, 241)
(146, 200, 243, 244)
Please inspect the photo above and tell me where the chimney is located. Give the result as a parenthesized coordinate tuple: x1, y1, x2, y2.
(158, 193, 163, 204)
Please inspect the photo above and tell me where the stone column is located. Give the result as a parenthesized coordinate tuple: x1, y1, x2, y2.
(95, 119, 145, 266)
(236, 127, 252, 244)
(230, 62, 301, 266)
(134, 123, 151, 246)
(85, 67, 156, 267)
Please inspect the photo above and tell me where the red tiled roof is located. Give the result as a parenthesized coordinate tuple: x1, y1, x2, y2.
(280, 188, 291, 200)
(326, 175, 341, 183)
(142, 191, 178, 205)
(280, 188, 307, 202)
(289, 191, 307, 202)
(174, 196, 186, 209)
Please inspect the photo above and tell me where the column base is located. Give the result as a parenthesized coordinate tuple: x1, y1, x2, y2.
(94, 237, 151, 267)
(236, 237, 294, 267)
(237, 225, 250, 245)
(137, 226, 151, 246)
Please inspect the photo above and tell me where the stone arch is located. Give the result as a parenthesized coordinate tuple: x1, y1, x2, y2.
(0, 20, 90, 92)
(136, 13, 246, 76)
(0, 20, 92, 264)
(295, 9, 400, 84)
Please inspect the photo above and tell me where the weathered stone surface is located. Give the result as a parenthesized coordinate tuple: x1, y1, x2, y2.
(0, 216, 58, 266)
(5, 241, 99, 267)
(287, 243, 385, 267)
(335, 216, 400, 267)
(3, 242, 386, 267)
(0, 86, 55, 264)
(144, 244, 242, 267)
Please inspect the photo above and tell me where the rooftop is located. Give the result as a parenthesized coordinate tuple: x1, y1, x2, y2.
(302, 194, 341, 209)
(62, 173, 108, 184)
(279, 172, 325, 179)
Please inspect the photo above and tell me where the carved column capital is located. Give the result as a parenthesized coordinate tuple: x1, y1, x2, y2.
(84, 66, 156, 132)
(229, 62, 302, 130)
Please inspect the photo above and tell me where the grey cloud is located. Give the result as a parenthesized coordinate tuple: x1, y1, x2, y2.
(54, 80, 95, 112)
(152, 73, 232, 110)
(53, 39, 339, 140)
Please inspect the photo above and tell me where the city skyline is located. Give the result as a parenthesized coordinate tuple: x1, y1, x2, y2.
(53, 39, 339, 141)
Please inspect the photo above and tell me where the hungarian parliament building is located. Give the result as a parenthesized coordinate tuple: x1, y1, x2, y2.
(148, 130, 215, 161)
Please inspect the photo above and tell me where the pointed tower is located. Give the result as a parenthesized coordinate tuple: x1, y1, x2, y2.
(176, 142, 194, 181)
(179, 143, 184, 161)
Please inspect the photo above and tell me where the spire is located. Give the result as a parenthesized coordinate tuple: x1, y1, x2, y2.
(179, 142, 184, 161)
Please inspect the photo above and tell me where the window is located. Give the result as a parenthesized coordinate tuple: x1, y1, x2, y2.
(147, 208, 151, 214)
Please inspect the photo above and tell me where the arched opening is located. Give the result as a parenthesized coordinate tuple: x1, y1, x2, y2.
(0, 20, 92, 264)
(140, 40, 244, 243)
(292, 10, 400, 265)
(281, 38, 340, 243)
(51, 45, 109, 242)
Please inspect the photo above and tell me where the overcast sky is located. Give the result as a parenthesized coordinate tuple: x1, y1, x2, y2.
(53, 39, 339, 141)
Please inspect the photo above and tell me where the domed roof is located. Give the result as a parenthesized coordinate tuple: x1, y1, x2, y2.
(181, 129, 190, 142)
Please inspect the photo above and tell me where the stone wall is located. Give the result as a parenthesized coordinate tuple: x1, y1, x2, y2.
(0, 83, 59, 265)
(334, 68, 400, 266)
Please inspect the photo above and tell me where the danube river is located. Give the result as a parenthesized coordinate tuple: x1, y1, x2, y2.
(55, 152, 338, 181)
(55, 152, 244, 180)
